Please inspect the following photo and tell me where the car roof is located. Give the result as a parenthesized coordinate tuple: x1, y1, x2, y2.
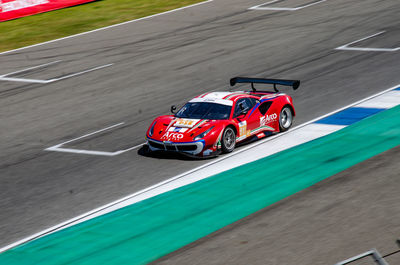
(192, 91, 280, 106)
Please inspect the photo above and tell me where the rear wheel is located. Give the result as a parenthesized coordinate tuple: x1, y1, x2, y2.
(279, 106, 293, 131)
(221, 127, 236, 153)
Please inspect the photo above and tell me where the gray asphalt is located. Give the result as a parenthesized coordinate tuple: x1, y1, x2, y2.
(152, 146, 400, 265)
(1, 0, 399, 249)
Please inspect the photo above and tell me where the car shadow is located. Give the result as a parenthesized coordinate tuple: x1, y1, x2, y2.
(138, 135, 275, 161)
(137, 145, 215, 161)
(137, 132, 277, 161)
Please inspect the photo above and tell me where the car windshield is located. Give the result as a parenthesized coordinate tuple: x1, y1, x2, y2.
(175, 102, 231, 120)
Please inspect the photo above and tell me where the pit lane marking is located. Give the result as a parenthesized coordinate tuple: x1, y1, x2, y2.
(0, 60, 113, 84)
(0, 60, 60, 84)
(248, 0, 327, 11)
(336, 31, 400, 52)
(45, 122, 143, 156)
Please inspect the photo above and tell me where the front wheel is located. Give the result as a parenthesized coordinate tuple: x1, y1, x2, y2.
(279, 106, 293, 132)
(221, 127, 236, 153)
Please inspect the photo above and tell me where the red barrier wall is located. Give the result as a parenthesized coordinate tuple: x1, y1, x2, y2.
(0, 0, 96, 21)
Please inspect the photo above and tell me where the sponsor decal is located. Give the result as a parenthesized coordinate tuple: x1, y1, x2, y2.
(174, 118, 200, 128)
(168, 127, 188, 133)
(161, 132, 184, 141)
(260, 113, 277, 126)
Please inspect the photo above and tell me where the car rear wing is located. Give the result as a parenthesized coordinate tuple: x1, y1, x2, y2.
(230, 77, 300, 92)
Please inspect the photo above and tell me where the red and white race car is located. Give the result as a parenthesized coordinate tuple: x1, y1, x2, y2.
(145, 77, 299, 157)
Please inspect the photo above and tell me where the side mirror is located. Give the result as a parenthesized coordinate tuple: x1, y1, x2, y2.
(171, 105, 177, 114)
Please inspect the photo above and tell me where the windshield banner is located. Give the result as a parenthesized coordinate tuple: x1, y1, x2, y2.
(0, 0, 96, 22)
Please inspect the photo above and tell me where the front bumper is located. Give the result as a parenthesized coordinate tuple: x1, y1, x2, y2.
(147, 138, 205, 156)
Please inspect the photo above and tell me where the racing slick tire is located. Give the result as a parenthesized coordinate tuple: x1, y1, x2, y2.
(221, 126, 236, 153)
(279, 106, 293, 132)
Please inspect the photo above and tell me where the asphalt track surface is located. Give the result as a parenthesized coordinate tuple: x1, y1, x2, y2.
(1, 0, 399, 249)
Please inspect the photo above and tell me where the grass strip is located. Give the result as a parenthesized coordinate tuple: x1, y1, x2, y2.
(1, 105, 400, 264)
(0, 0, 204, 53)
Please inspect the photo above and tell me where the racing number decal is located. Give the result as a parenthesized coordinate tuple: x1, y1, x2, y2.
(238, 121, 247, 137)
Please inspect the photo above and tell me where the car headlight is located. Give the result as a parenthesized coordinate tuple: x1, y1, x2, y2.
(149, 121, 156, 137)
(194, 126, 214, 141)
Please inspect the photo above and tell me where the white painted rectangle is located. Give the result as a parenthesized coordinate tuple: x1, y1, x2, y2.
(249, 0, 327, 11)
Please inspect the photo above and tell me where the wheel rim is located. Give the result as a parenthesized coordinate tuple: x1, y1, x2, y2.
(224, 129, 235, 150)
(280, 108, 292, 129)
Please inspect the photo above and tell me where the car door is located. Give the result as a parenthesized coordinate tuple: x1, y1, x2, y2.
(233, 97, 258, 139)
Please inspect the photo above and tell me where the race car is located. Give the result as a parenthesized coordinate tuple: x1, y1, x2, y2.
(145, 77, 299, 157)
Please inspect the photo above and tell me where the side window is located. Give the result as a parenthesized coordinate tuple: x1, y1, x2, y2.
(233, 98, 257, 118)
(258, 101, 272, 115)
(234, 99, 245, 118)
(247, 97, 258, 109)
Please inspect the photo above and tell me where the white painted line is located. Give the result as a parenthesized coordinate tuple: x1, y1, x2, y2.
(0, 77, 51, 84)
(112, 144, 145, 155)
(248, 0, 281, 10)
(45, 123, 125, 156)
(0, 60, 61, 83)
(54, 122, 124, 146)
(48, 63, 114, 82)
(0, 0, 214, 56)
(249, 0, 327, 11)
(45, 147, 119, 156)
(0, 61, 113, 84)
(336, 31, 400, 52)
(337, 47, 399, 52)
(1, 60, 61, 77)
(293, 0, 327, 10)
(3, 82, 399, 254)
(45, 122, 143, 156)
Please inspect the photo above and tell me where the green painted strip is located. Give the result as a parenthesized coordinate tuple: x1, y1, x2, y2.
(2, 106, 400, 265)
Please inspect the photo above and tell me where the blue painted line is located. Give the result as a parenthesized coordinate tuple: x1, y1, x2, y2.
(314, 107, 386, 125)
(395, 87, 400, 91)
(247, 103, 260, 118)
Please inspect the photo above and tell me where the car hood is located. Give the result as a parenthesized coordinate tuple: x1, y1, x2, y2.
(148, 115, 220, 142)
